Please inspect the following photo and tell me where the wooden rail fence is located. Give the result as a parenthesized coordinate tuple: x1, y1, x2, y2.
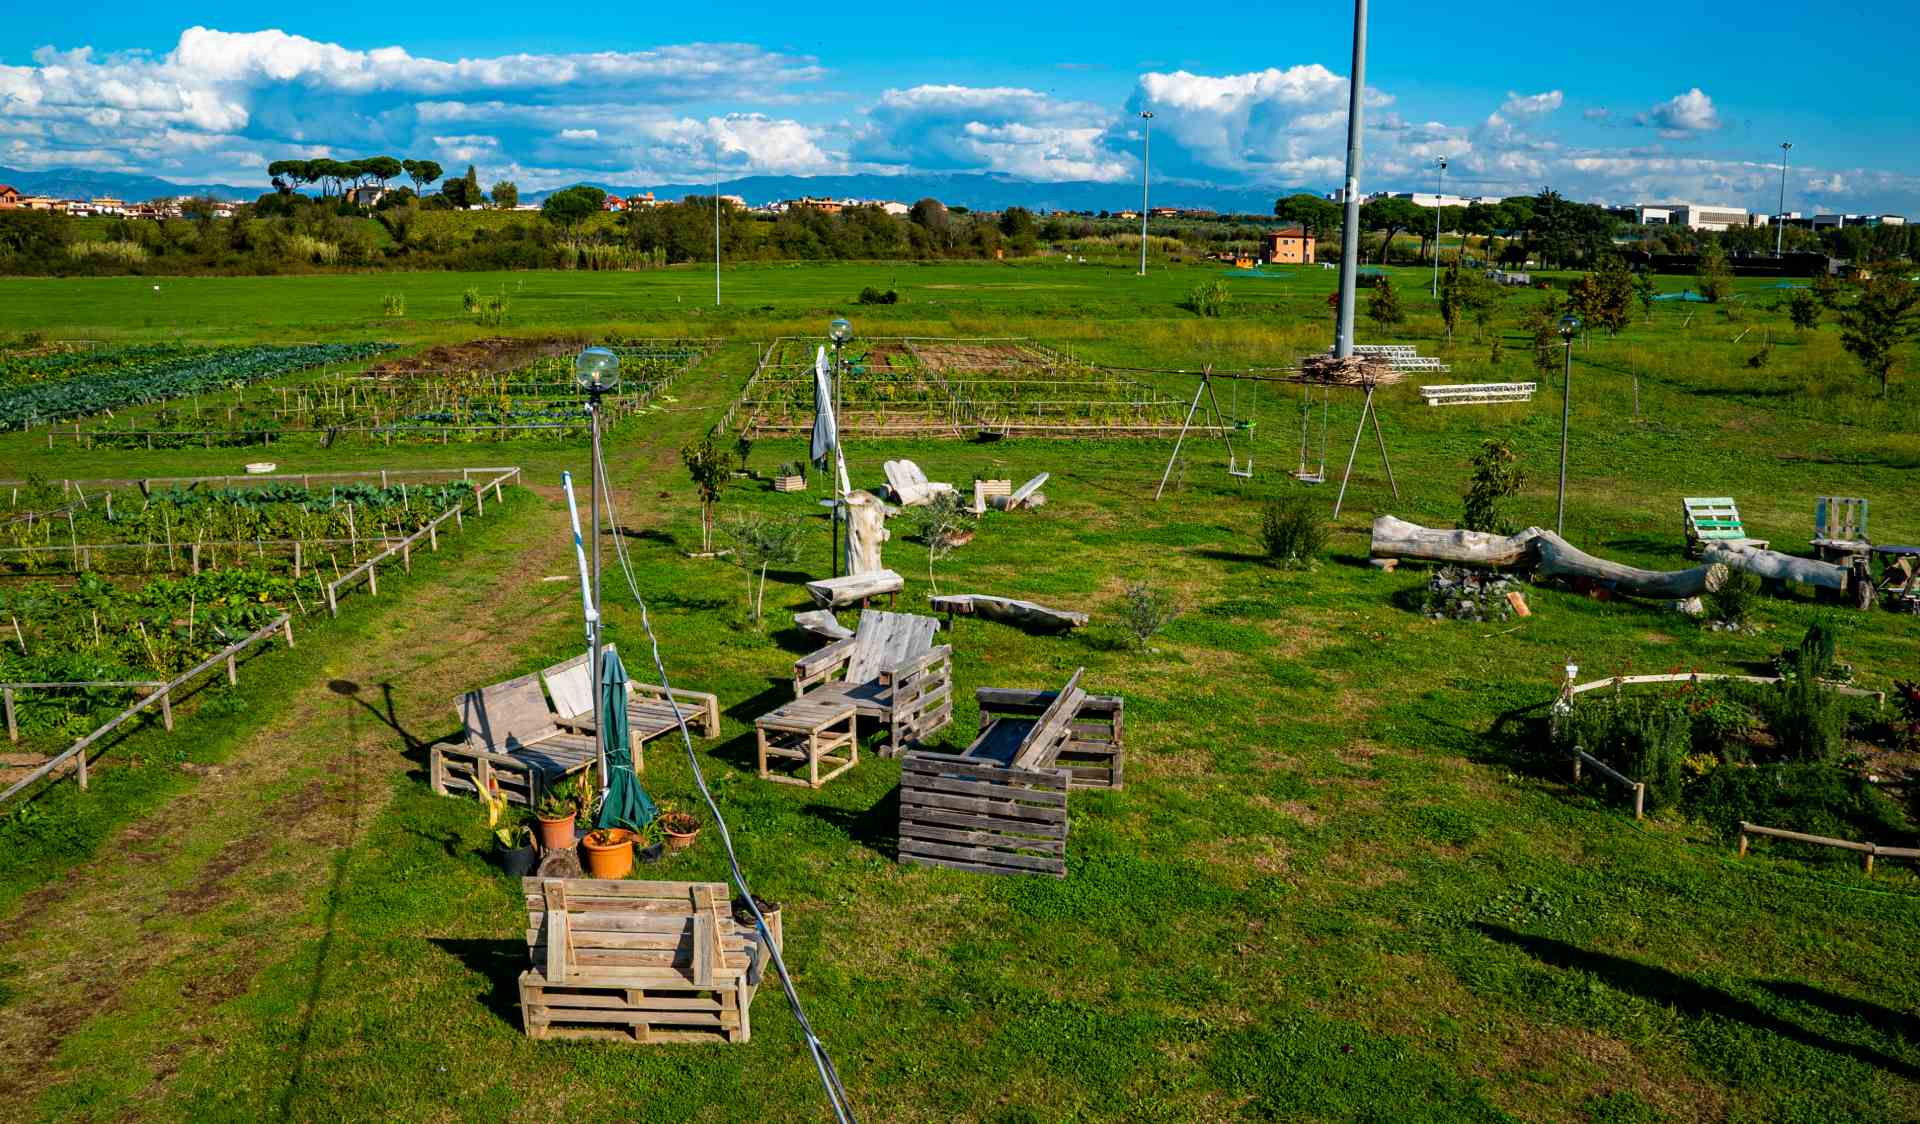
(1, 466, 523, 494)
(1737, 821, 1920, 873)
(1570, 748, 1647, 820)
(0, 614, 293, 805)
(323, 468, 518, 616)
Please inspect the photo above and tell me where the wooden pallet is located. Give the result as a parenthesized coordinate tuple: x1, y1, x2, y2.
(897, 751, 1069, 877)
(971, 688, 1123, 789)
(429, 740, 591, 808)
(519, 971, 747, 1043)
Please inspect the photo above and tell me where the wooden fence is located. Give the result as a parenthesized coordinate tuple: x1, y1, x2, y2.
(0, 614, 293, 805)
(323, 468, 518, 616)
(1570, 748, 1647, 819)
(1738, 821, 1920, 873)
(1, 466, 522, 494)
(1567, 671, 1885, 707)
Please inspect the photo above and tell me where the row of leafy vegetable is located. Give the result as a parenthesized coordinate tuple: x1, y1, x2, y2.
(0, 342, 396, 430)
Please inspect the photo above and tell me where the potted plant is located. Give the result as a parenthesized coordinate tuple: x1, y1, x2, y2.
(533, 778, 583, 851)
(581, 826, 635, 879)
(634, 817, 667, 864)
(772, 460, 808, 492)
(480, 780, 539, 875)
(659, 801, 702, 851)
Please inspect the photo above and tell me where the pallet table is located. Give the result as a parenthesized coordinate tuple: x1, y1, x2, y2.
(756, 698, 860, 788)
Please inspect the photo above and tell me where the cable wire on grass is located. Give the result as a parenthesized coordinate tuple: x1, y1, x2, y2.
(592, 454, 858, 1124)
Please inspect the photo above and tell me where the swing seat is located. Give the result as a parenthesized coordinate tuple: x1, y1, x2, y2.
(1292, 469, 1325, 485)
(1228, 457, 1254, 480)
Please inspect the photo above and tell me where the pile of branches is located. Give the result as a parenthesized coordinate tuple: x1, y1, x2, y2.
(1299, 354, 1401, 386)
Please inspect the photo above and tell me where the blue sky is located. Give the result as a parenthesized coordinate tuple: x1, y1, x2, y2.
(3, 3, 1916, 213)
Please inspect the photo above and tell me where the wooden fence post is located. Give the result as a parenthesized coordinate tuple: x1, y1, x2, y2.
(160, 689, 173, 731)
(282, 619, 295, 649)
(368, 563, 378, 597)
(76, 741, 87, 789)
(1632, 783, 1646, 821)
(1738, 826, 1749, 857)
(1865, 846, 1876, 875)
(3, 688, 14, 743)
(293, 541, 302, 578)
(226, 655, 238, 685)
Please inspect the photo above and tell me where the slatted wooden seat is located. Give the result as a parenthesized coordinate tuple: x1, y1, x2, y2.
(539, 645, 721, 772)
(788, 610, 952, 754)
(883, 459, 957, 506)
(1683, 496, 1769, 558)
(431, 672, 598, 808)
(805, 569, 904, 609)
(1811, 496, 1871, 561)
(988, 472, 1049, 511)
(519, 878, 776, 1044)
(896, 669, 1098, 878)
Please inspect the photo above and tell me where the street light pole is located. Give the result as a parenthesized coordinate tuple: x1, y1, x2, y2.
(1431, 155, 1448, 297)
(715, 181, 722, 307)
(1334, 0, 1368, 358)
(1774, 141, 1792, 257)
(1138, 110, 1154, 276)
(573, 346, 620, 787)
(1555, 316, 1578, 536)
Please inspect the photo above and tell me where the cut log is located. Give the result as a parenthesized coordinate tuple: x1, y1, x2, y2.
(793, 610, 854, 641)
(1702, 543, 1850, 592)
(806, 569, 904, 609)
(844, 490, 890, 576)
(928, 594, 1088, 631)
(1369, 515, 1538, 568)
(1534, 531, 1726, 598)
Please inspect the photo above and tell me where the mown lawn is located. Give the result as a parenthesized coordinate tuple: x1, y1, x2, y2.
(0, 261, 1917, 1122)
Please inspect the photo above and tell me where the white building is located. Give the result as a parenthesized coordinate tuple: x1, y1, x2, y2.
(1384, 191, 1504, 208)
(879, 201, 910, 216)
(1635, 202, 1751, 231)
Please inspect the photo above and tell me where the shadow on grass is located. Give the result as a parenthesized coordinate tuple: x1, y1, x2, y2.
(723, 679, 793, 725)
(1760, 980, 1920, 1045)
(426, 937, 524, 1029)
(798, 785, 899, 859)
(1475, 924, 1920, 1082)
(1192, 547, 1265, 565)
(624, 527, 675, 546)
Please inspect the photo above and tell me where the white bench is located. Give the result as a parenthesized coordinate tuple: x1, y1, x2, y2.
(1419, 382, 1538, 406)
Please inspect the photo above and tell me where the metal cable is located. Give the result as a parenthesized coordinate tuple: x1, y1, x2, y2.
(591, 454, 858, 1124)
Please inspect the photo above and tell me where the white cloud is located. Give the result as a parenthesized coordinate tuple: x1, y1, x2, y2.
(1645, 88, 1720, 136)
(1501, 90, 1563, 117)
(558, 128, 599, 141)
(1583, 107, 1611, 122)
(855, 84, 1129, 181)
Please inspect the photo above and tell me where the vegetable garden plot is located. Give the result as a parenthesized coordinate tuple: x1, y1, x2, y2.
(730, 337, 1198, 438)
(0, 343, 397, 431)
(44, 339, 715, 449)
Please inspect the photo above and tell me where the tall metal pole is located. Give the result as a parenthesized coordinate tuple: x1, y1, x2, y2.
(1138, 111, 1154, 276)
(1334, 0, 1368, 358)
(831, 339, 843, 577)
(1431, 156, 1447, 296)
(715, 182, 722, 307)
(1774, 142, 1792, 257)
(587, 395, 606, 786)
(1556, 340, 1571, 536)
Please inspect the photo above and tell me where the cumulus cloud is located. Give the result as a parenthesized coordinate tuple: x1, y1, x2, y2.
(1643, 88, 1720, 136)
(1583, 107, 1611, 122)
(855, 85, 1129, 181)
(1501, 90, 1563, 117)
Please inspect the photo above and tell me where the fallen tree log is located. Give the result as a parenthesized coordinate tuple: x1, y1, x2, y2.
(1702, 544, 1849, 591)
(1369, 516, 1539, 567)
(1534, 531, 1727, 599)
(928, 593, 1088, 631)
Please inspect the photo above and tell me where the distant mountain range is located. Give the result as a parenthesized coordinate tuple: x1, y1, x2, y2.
(0, 165, 1306, 215)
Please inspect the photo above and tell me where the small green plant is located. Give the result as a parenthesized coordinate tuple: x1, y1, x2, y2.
(680, 433, 734, 553)
(1187, 280, 1231, 318)
(1365, 275, 1404, 327)
(719, 511, 806, 625)
(1704, 570, 1762, 628)
(1788, 289, 1821, 332)
(534, 785, 576, 822)
(1461, 439, 1523, 534)
(775, 460, 805, 479)
(1258, 493, 1327, 568)
(1117, 582, 1179, 649)
(479, 288, 510, 327)
(461, 287, 482, 314)
(857, 286, 899, 305)
(901, 491, 969, 596)
(1559, 686, 1692, 810)
(381, 292, 405, 318)
(1894, 680, 1920, 750)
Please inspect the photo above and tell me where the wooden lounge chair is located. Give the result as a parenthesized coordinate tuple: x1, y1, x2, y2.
(519, 878, 775, 1043)
(432, 671, 599, 808)
(896, 668, 1108, 878)
(1682, 496, 1769, 558)
(1811, 496, 1870, 561)
(988, 473, 1049, 511)
(789, 609, 952, 753)
(883, 459, 956, 506)
(538, 645, 721, 771)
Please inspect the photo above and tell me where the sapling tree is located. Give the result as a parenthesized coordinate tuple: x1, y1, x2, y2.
(1787, 289, 1821, 333)
(680, 433, 733, 553)
(1461, 439, 1524, 533)
(719, 511, 805, 626)
(902, 491, 968, 596)
(1366, 274, 1404, 327)
(1836, 274, 1919, 396)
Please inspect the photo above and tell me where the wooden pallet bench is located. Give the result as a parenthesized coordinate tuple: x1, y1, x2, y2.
(1811, 496, 1870, 561)
(538, 645, 720, 772)
(1682, 496, 1769, 558)
(971, 686, 1123, 789)
(1419, 382, 1537, 407)
(432, 672, 598, 808)
(520, 878, 776, 1044)
(792, 610, 953, 754)
(897, 669, 1110, 878)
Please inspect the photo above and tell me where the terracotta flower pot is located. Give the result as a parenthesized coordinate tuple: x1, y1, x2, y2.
(581, 829, 635, 879)
(661, 813, 701, 851)
(535, 812, 576, 852)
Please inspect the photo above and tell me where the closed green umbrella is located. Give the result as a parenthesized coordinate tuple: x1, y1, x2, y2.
(595, 647, 657, 832)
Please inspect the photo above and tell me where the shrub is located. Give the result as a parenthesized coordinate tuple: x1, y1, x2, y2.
(1788, 289, 1821, 332)
(68, 240, 147, 266)
(857, 286, 899, 305)
(1895, 680, 1920, 751)
(1117, 583, 1179, 649)
(1186, 280, 1231, 318)
(461, 287, 482, 314)
(1559, 688, 1692, 810)
(1703, 570, 1762, 627)
(1258, 494, 1327, 567)
(1764, 672, 1847, 763)
(1685, 762, 1909, 844)
(1461, 439, 1523, 534)
(1365, 275, 1403, 326)
(381, 292, 405, 318)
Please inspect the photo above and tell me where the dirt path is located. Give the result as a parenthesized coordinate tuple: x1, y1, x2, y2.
(0, 350, 746, 1117)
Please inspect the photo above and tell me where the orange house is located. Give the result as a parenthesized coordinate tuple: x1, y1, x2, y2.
(0, 185, 18, 209)
(1263, 227, 1315, 264)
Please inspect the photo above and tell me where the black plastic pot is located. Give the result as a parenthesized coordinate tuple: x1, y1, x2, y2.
(636, 841, 666, 864)
(498, 844, 538, 876)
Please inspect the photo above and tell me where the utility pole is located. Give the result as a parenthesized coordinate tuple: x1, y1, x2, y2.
(715, 181, 722, 307)
(1431, 156, 1448, 297)
(1334, 0, 1368, 357)
(1138, 110, 1154, 276)
(1775, 142, 1792, 257)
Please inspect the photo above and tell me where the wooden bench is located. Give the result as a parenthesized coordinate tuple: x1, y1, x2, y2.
(971, 685, 1123, 789)
(987, 472, 1049, 511)
(805, 569, 904, 610)
(897, 669, 1108, 878)
(539, 645, 721, 772)
(1419, 382, 1537, 407)
(1811, 496, 1870, 561)
(519, 878, 775, 1044)
(1682, 496, 1769, 558)
(432, 672, 599, 808)
(971, 478, 1011, 514)
(883, 459, 957, 506)
(791, 610, 952, 754)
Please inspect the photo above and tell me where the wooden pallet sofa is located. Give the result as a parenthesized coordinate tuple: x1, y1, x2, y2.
(790, 610, 953, 754)
(432, 672, 599, 808)
(1682, 496, 1769, 558)
(1811, 496, 1870, 561)
(539, 645, 721, 772)
(897, 668, 1122, 878)
(520, 878, 776, 1044)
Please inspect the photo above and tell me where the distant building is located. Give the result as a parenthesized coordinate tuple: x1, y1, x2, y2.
(1262, 227, 1316, 264)
(784, 196, 844, 214)
(1635, 203, 1751, 231)
(1114, 209, 1140, 220)
(346, 186, 385, 207)
(1809, 212, 1906, 229)
(602, 195, 624, 212)
(0, 185, 18, 209)
(1383, 191, 1502, 209)
(626, 192, 659, 210)
(1149, 206, 1179, 218)
(879, 201, 910, 216)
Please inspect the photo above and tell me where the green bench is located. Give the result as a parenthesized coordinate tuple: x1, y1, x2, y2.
(1682, 497, 1769, 558)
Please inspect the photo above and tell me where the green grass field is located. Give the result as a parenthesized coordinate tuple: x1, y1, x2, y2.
(0, 260, 1917, 1123)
